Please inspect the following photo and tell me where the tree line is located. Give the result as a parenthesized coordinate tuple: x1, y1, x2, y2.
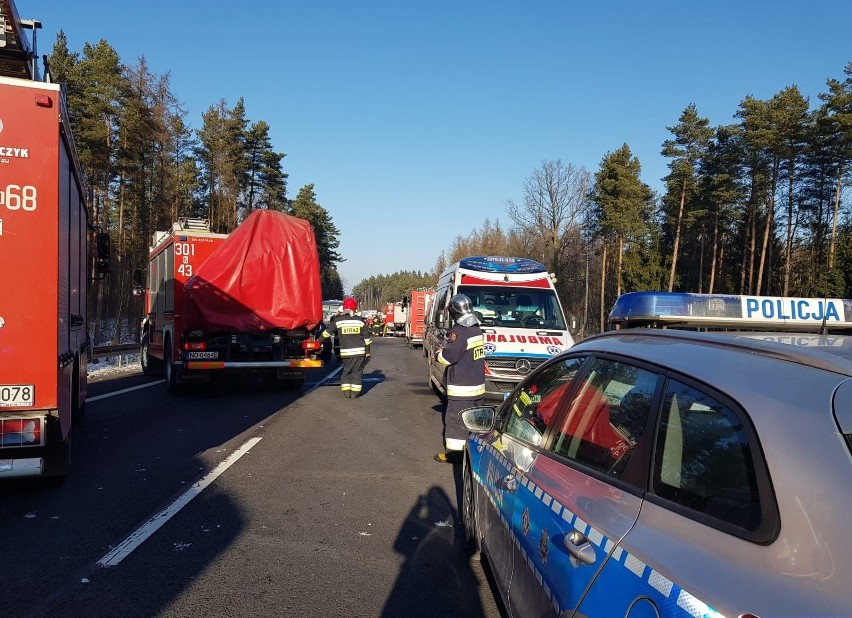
(357, 63, 852, 337)
(47, 35, 345, 344)
(49, 31, 850, 339)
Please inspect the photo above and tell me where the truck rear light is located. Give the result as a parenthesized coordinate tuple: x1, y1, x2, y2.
(35, 94, 53, 108)
(302, 340, 321, 351)
(184, 342, 207, 351)
(0, 417, 42, 446)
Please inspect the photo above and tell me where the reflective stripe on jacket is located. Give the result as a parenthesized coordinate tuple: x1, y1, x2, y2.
(439, 324, 485, 400)
(323, 314, 371, 357)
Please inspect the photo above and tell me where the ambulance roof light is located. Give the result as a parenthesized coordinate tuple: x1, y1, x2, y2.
(459, 256, 547, 274)
(609, 292, 852, 333)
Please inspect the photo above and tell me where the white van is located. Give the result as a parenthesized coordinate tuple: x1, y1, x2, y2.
(424, 256, 577, 400)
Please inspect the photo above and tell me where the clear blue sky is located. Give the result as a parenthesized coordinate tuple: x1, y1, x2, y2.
(26, 1, 852, 292)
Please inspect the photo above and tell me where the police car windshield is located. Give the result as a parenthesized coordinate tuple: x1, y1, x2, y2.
(459, 286, 567, 330)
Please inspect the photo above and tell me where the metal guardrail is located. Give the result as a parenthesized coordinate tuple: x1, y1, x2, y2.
(91, 343, 138, 359)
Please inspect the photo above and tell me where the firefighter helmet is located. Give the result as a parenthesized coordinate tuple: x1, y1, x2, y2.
(343, 297, 358, 311)
(448, 294, 478, 327)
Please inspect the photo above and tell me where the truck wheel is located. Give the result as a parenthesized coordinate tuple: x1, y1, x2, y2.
(164, 338, 182, 395)
(141, 333, 164, 376)
(72, 358, 86, 425)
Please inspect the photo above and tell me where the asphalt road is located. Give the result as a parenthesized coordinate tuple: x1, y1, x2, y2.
(0, 337, 503, 618)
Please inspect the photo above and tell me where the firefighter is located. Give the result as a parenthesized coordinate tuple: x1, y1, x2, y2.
(322, 297, 371, 398)
(434, 294, 485, 463)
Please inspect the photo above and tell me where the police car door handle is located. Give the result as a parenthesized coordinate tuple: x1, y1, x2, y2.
(499, 475, 518, 493)
(564, 530, 596, 566)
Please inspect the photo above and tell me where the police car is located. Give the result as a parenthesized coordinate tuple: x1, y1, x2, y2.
(459, 292, 852, 618)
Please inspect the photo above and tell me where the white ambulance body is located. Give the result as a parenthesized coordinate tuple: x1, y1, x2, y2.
(425, 256, 575, 400)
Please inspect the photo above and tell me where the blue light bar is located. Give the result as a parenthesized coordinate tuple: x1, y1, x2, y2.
(609, 292, 852, 332)
(459, 256, 547, 274)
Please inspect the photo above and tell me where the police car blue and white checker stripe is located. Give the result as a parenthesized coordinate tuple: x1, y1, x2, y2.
(469, 435, 725, 618)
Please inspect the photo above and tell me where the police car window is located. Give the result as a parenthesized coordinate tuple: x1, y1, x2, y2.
(653, 379, 761, 532)
(551, 359, 657, 484)
(503, 357, 586, 447)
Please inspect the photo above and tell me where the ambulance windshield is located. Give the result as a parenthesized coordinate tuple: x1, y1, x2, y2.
(459, 286, 567, 330)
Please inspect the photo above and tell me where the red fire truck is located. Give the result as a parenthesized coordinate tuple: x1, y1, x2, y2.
(136, 211, 325, 394)
(404, 289, 433, 349)
(0, 0, 108, 478)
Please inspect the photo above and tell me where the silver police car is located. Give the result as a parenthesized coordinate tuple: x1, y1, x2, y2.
(460, 292, 852, 618)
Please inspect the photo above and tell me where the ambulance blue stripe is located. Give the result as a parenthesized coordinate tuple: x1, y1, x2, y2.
(469, 435, 726, 618)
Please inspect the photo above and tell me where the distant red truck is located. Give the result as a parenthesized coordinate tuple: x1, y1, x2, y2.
(135, 211, 325, 393)
(404, 289, 434, 348)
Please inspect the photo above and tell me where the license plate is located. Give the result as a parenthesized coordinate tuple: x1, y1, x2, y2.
(186, 351, 219, 359)
(0, 385, 35, 407)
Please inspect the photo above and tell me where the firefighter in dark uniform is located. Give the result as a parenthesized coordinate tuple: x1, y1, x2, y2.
(434, 294, 485, 463)
(322, 297, 371, 398)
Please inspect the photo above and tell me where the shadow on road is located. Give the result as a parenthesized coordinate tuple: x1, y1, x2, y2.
(381, 481, 503, 618)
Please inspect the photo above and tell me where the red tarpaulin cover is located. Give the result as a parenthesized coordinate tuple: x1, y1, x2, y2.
(184, 210, 323, 332)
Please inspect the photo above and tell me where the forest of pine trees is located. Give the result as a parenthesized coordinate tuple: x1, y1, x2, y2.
(47, 35, 345, 343)
(49, 31, 851, 340)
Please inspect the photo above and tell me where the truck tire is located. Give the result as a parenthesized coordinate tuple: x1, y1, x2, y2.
(72, 358, 86, 426)
(164, 337, 182, 395)
(141, 332, 164, 376)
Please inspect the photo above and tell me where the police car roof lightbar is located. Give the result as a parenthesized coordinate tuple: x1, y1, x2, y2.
(609, 292, 852, 333)
(459, 256, 547, 274)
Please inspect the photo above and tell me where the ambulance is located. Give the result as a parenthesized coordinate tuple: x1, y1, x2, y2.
(424, 256, 577, 400)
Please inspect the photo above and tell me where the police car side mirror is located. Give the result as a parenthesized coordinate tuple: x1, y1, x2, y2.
(460, 406, 497, 433)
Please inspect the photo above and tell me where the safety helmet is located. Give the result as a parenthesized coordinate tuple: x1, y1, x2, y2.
(343, 297, 357, 311)
(448, 294, 478, 327)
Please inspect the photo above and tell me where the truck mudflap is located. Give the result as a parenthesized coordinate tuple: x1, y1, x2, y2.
(184, 359, 323, 370)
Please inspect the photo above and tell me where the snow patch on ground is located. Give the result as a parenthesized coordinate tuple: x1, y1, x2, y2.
(88, 355, 142, 380)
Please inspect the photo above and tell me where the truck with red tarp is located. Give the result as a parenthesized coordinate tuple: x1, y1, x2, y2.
(136, 210, 325, 394)
(0, 0, 108, 478)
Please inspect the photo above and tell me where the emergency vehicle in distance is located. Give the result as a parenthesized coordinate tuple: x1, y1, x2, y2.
(0, 0, 109, 478)
(381, 300, 406, 337)
(134, 211, 325, 394)
(460, 291, 852, 617)
(424, 256, 578, 400)
(404, 289, 434, 349)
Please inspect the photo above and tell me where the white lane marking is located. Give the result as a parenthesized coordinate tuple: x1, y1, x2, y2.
(97, 436, 263, 568)
(86, 380, 165, 403)
(306, 366, 342, 391)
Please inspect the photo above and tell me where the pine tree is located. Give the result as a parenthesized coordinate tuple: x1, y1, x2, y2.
(661, 104, 713, 291)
